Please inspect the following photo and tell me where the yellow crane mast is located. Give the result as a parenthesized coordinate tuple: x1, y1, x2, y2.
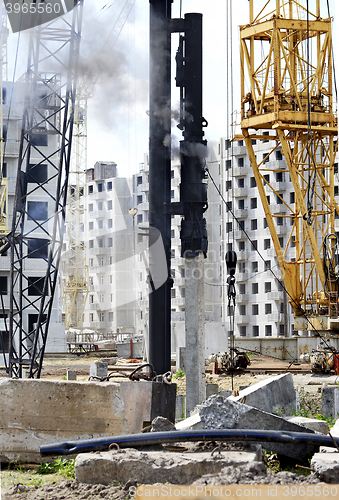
(63, 92, 89, 329)
(240, 0, 338, 332)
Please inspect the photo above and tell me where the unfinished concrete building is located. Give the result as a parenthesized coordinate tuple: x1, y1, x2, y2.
(81, 161, 136, 337)
(209, 134, 338, 339)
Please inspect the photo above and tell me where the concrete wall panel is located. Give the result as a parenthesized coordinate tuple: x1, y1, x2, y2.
(0, 378, 129, 463)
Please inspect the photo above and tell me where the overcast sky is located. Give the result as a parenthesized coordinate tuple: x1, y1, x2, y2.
(6, 0, 338, 178)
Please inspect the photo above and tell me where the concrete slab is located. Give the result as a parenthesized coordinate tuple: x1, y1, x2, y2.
(74, 448, 261, 485)
(322, 387, 339, 420)
(228, 373, 297, 415)
(308, 375, 339, 386)
(0, 378, 128, 463)
(311, 452, 339, 483)
(176, 395, 318, 461)
(285, 416, 329, 434)
(175, 412, 204, 431)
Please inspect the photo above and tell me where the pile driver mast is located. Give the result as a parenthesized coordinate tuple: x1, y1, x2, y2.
(241, 0, 338, 332)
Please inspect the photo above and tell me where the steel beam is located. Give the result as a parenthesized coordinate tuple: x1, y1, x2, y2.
(148, 0, 172, 375)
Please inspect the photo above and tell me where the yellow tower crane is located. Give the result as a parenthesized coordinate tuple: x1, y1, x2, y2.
(63, 91, 89, 330)
(240, 0, 338, 333)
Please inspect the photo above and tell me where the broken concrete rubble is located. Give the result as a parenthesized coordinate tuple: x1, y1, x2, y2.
(228, 373, 297, 415)
(311, 452, 339, 483)
(313, 417, 339, 483)
(285, 416, 329, 434)
(151, 416, 176, 432)
(192, 461, 320, 485)
(176, 395, 318, 462)
(74, 447, 262, 485)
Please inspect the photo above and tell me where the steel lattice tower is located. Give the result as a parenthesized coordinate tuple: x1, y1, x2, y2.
(241, 0, 338, 332)
(8, 2, 83, 378)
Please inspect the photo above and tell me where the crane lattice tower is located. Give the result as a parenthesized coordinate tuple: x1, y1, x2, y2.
(241, 0, 338, 333)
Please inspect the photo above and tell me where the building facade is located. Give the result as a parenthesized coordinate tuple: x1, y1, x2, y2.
(64, 132, 339, 346)
(211, 133, 303, 339)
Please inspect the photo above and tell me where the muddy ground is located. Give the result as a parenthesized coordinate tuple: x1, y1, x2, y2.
(0, 353, 334, 498)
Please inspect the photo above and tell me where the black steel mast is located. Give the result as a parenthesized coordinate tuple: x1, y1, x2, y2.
(148, 0, 172, 374)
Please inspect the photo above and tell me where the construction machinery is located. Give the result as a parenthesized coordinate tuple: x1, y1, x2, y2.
(240, 0, 338, 334)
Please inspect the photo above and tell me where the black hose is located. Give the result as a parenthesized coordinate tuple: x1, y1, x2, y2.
(40, 429, 338, 457)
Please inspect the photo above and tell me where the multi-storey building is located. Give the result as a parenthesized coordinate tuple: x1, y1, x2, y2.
(82, 161, 137, 337)
(211, 133, 297, 339)
(71, 130, 338, 345)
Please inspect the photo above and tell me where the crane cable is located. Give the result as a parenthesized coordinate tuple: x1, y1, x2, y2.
(305, 0, 317, 226)
(225, 0, 236, 390)
(327, 0, 337, 103)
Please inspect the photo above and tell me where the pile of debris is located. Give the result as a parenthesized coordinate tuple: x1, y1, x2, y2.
(72, 373, 339, 485)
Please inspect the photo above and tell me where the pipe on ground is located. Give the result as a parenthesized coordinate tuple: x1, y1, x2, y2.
(40, 429, 338, 457)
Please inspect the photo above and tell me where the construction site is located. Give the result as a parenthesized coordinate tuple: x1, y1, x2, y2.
(1, 0, 339, 497)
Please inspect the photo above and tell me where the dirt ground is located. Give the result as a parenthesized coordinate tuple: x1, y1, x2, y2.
(0, 353, 334, 498)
